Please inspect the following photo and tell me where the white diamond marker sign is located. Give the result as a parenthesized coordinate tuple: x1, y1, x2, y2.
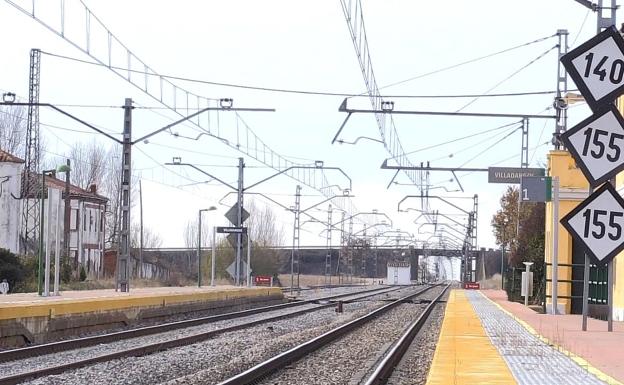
(561, 183, 624, 265)
(561, 26, 624, 111)
(560, 104, 624, 187)
(226, 260, 250, 280)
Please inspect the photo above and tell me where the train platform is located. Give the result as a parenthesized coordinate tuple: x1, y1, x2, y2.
(426, 289, 623, 385)
(0, 285, 283, 347)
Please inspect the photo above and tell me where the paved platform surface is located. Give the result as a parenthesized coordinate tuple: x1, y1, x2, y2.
(0, 285, 282, 320)
(482, 289, 624, 384)
(427, 290, 618, 385)
(426, 290, 515, 385)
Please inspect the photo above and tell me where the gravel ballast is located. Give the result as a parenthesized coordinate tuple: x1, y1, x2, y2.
(255, 285, 447, 385)
(18, 285, 424, 385)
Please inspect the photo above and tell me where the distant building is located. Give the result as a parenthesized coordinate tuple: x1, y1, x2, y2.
(0, 150, 25, 253)
(0, 150, 108, 277)
(386, 260, 411, 285)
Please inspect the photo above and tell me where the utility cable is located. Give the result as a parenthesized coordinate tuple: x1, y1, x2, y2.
(402, 121, 521, 157)
(377, 34, 557, 91)
(40, 50, 558, 100)
(429, 123, 523, 162)
(457, 126, 520, 168)
(455, 45, 558, 112)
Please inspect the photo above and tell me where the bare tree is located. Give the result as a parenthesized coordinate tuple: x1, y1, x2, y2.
(245, 200, 285, 276)
(183, 219, 212, 249)
(0, 105, 26, 156)
(130, 224, 163, 249)
(245, 200, 284, 247)
(67, 140, 107, 189)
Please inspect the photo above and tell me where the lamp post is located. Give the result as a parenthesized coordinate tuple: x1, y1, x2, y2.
(198, 206, 217, 287)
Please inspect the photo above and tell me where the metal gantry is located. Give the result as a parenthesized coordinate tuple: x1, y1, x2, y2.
(324, 205, 333, 285)
(3, 0, 359, 215)
(291, 185, 301, 292)
(338, 0, 421, 187)
(21, 48, 42, 253)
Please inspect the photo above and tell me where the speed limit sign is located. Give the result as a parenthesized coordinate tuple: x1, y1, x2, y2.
(561, 183, 624, 265)
(561, 25, 624, 111)
(560, 104, 624, 186)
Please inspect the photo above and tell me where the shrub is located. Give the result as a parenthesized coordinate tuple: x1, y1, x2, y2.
(79, 265, 87, 281)
(0, 248, 26, 291)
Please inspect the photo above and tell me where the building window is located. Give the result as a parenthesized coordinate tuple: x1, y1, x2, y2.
(70, 209, 78, 230)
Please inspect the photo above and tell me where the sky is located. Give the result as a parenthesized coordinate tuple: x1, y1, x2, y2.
(0, 0, 604, 254)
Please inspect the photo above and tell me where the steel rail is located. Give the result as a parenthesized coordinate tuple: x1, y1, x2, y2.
(216, 284, 443, 385)
(0, 285, 409, 385)
(363, 284, 450, 385)
(0, 285, 397, 363)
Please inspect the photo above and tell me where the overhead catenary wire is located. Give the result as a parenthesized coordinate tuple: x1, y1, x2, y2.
(40, 48, 559, 100)
(402, 120, 521, 157)
(377, 33, 558, 91)
(455, 45, 559, 112)
(429, 123, 524, 162)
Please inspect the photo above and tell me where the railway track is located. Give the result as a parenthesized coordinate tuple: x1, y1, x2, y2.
(217, 283, 448, 385)
(0, 284, 415, 385)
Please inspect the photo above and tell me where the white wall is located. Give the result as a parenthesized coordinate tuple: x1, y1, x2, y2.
(0, 162, 23, 253)
(386, 265, 411, 285)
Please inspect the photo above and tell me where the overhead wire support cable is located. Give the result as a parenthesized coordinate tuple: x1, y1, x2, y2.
(4, 1, 359, 216)
(339, 0, 421, 188)
(377, 33, 558, 91)
(455, 45, 559, 112)
(40, 51, 561, 100)
(40, 51, 560, 100)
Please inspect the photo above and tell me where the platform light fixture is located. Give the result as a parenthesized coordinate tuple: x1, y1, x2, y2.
(219, 98, 233, 109)
(381, 100, 394, 112)
(2, 92, 15, 103)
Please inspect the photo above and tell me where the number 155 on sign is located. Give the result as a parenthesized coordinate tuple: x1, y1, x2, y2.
(561, 183, 624, 265)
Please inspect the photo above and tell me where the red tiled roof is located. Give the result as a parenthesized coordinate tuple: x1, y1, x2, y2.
(0, 149, 24, 163)
(44, 175, 108, 202)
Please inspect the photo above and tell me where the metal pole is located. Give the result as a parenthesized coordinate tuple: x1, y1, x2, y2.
(524, 263, 532, 307)
(118, 98, 132, 292)
(139, 179, 143, 279)
(198, 210, 202, 287)
(44, 186, 52, 296)
(211, 226, 216, 286)
(236, 157, 244, 286)
(38, 172, 45, 296)
(582, 254, 590, 331)
(608, 261, 614, 331)
(54, 188, 61, 296)
(63, 159, 70, 265)
(325, 204, 332, 286)
(291, 185, 301, 294)
(501, 244, 505, 290)
(247, 236, 251, 287)
(552, 176, 559, 314)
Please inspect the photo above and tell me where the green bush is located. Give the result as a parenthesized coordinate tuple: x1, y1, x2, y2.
(79, 265, 87, 281)
(0, 248, 26, 291)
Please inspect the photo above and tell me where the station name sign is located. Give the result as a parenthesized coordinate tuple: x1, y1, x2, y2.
(216, 226, 247, 234)
(487, 167, 545, 184)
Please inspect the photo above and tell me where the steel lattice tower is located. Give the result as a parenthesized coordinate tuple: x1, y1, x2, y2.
(20, 48, 42, 254)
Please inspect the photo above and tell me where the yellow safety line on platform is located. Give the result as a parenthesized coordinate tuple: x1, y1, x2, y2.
(426, 290, 516, 385)
(0, 287, 281, 320)
(479, 291, 623, 385)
